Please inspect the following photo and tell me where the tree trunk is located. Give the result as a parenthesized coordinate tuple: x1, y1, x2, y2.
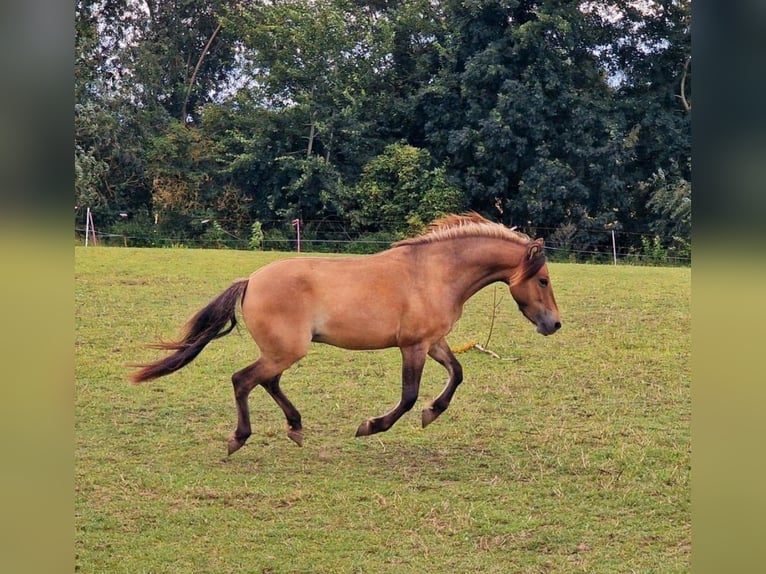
(182, 21, 223, 124)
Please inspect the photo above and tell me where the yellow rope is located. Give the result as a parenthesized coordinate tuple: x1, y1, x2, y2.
(451, 341, 501, 359)
(450, 341, 478, 354)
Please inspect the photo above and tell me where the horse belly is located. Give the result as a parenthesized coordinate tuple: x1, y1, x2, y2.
(312, 305, 400, 350)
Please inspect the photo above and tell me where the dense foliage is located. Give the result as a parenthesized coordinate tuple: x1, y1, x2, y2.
(75, 0, 690, 262)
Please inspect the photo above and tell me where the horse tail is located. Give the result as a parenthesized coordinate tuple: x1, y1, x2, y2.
(130, 279, 249, 383)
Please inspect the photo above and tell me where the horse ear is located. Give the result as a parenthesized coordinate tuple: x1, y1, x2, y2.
(528, 238, 545, 261)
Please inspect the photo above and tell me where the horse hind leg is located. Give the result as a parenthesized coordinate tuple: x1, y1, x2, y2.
(229, 358, 303, 455)
(421, 339, 463, 428)
(229, 360, 272, 455)
(261, 376, 304, 446)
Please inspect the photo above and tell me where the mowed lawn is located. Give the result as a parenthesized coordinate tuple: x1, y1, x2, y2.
(75, 246, 690, 573)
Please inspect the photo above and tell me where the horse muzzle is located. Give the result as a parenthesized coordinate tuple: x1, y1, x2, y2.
(536, 316, 562, 336)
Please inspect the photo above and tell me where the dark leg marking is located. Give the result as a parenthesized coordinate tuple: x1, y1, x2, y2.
(356, 345, 427, 437)
(422, 339, 463, 428)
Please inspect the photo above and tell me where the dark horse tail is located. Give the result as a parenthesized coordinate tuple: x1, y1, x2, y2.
(130, 279, 249, 383)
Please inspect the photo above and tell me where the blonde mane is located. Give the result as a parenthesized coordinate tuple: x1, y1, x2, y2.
(393, 212, 532, 248)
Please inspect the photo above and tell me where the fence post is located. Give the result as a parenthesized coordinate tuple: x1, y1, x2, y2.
(292, 218, 301, 252)
(85, 207, 91, 246)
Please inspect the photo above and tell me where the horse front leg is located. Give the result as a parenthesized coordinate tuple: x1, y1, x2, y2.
(355, 345, 426, 437)
(421, 338, 464, 428)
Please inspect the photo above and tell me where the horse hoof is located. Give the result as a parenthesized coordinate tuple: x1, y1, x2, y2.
(355, 420, 373, 437)
(421, 407, 439, 428)
(287, 428, 304, 447)
(227, 436, 247, 456)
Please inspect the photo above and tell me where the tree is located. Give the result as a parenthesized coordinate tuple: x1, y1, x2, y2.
(341, 142, 462, 234)
(645, 164, 691, 259)
(230, 0, 382, 161)
(421, 1, 625, 241)
(119, 0, 240, 123)
(75, 0, 691, 259)
(145, 119, 252, 243)
(594, 0, 692, 246)
(75, 0, 242, 227)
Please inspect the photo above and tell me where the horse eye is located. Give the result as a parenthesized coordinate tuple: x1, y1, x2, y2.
(539, 278, 549, 287)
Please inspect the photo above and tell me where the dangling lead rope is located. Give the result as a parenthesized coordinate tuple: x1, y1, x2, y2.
(451, 286, 502, 359)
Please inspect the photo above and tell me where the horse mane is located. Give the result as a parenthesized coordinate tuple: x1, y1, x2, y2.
(392, 212, 533, 248)
(393, 212, 547, 286)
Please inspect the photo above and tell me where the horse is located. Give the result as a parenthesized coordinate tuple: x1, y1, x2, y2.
(131, 212, 561, 455)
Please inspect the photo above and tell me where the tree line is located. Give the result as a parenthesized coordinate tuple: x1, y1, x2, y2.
(75, 0, 690, 262)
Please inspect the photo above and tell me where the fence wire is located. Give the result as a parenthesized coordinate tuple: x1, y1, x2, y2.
(74, 224, 691, 266)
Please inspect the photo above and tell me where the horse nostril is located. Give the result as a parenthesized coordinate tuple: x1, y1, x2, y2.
(554, 321, 562, 330)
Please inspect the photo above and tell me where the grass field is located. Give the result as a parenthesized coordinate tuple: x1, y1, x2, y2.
(75, 246, 690, 573)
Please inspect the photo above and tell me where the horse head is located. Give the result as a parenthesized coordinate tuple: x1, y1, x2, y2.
(509, 239, 561, 336)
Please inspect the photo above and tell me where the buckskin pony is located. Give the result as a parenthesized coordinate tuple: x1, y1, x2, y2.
(131, 212, 561, 455)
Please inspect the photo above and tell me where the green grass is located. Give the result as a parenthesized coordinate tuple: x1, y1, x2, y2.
(75, 246, 690, 573)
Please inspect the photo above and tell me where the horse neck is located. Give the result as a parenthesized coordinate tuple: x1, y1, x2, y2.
(420, 237, 527, 303)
